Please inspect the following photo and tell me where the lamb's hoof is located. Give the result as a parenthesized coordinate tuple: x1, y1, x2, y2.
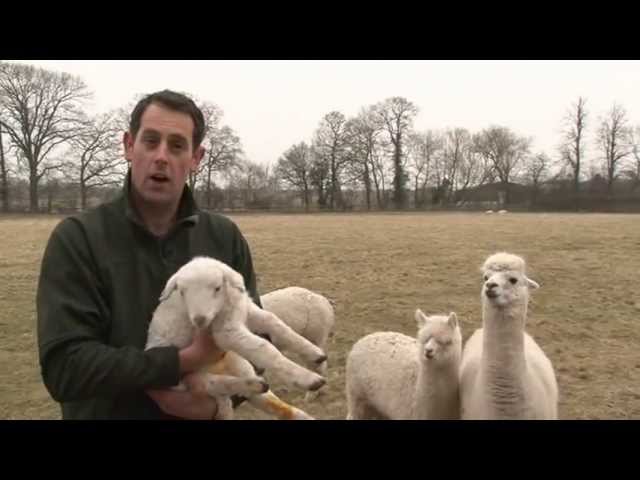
(291, 409, 315, 420)
(314, 354, 328, 366)
(308, 376, 326, 392)
(259, 380, 269, 393)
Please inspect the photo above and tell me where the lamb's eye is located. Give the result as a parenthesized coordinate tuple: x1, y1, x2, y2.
(509, 278, 518, 284)
(483, 275, 489, 281)
(214, 286, 222, 293)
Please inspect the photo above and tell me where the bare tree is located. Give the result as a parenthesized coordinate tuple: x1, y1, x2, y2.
(624, 126, 640, 191)
(188, 100, 223, 190)
(275, 142, 313, 211)
(0, 62, 91, 212)
(0, 122, 8, 212)
(407, 130, 442, 208)
(313, 111, 348, 209)
(199, 125, 243, 208)
(374, 97, 418, 209)
(66, 112, 126, 209)
(559, 96, 588, 195)
(596, 103, 633, 195)
(523, 152, 551, 205)
(342, 107, 384, 210)
(473, 126, 530, 205)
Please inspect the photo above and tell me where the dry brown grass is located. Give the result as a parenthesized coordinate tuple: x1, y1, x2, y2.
(2, 211, 640, 420)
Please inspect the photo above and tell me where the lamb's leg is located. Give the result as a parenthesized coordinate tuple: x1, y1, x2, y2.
(305, 341, 329, 402)
(247, 391, 315, 420)
(199, 372, 269, 398)
(214, 321, 325, 392)
(246, 303, 327, 366)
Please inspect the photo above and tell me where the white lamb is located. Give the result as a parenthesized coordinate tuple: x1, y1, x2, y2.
(459, 252, 558, 419)
(145, 256, 327, 419)
(345, 310, 462, 420)
(260, 286, 335, 401)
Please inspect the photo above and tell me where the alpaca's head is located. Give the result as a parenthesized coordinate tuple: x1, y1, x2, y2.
(481, 252, 539, 308)
(415, 310, 462, 366)
(159, 256, 246, 330)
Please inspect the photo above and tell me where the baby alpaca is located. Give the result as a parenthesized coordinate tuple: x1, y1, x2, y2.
(345, 311, 462, 420)
(146, 256, 328, 397)
(459, 252, 558, 419)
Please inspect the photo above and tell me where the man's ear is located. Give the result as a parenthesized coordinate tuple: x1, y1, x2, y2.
(123, 131, 134, 163)
(192, 145, 205, 171)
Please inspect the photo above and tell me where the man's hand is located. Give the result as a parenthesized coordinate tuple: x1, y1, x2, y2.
(147, 385, 219, 420)
(178, 328, 224, 374)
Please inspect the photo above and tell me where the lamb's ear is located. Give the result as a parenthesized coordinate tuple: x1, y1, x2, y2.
(526, 277, 540, 289)
(159, 272, 180, 302)
(415, 309, 429, 329)
(447, 312, 458, 329)
(223, 267, 246, 294)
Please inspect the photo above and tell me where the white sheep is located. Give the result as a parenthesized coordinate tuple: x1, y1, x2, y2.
(345, 310, 462, 420)
(260, 286, 335, 401)
(459, 252, 558, 419)
(485, 210, 494, 214)
(145, 256, 328, 419)
(497, 209, 508, 214)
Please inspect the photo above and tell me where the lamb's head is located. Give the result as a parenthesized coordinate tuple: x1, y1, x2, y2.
(159, 256, 247, 329)
(415, 310, 462, 367)
(481, 252, 539, 308)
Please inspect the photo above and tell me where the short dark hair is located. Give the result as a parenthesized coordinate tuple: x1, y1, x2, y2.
(129, 89, 206, 149)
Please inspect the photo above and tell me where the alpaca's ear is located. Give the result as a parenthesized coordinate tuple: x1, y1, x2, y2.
(526, 277, 540, 289)
(223, 266, 246, 294)
(448, 312, 458, 329)
(415, 309, 429, 329)
(159, 272, 180, 302)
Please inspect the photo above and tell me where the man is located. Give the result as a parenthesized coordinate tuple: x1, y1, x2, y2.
(36, 89, 262, 419)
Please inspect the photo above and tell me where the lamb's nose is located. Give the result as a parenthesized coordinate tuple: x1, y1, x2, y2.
(486, 282, 498, 290)
(193, 315, 207, 328)
(425, 348, 434, 359)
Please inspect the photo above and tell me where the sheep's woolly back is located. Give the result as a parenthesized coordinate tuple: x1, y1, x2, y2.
(260, 287, 335, 347)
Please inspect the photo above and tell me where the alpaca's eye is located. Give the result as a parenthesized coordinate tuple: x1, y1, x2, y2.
(509, 278, 518, 284)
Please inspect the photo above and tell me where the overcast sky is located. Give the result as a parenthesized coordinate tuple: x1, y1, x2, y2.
(11, 60, 640, 166)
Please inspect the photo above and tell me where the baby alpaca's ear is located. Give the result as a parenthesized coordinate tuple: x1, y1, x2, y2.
(526, 277, 540, 290)
(447, 312, 458, 329)
(159, 272, 180, 302)
(415, 309, 429, 330)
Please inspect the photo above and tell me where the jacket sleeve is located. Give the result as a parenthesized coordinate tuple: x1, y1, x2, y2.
(36, 218, 181, 403)
(231, 222, 262, 308)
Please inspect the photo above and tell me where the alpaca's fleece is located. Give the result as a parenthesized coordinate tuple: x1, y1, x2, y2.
(345, 311, 462, 420)
(459, 252, 558, 419)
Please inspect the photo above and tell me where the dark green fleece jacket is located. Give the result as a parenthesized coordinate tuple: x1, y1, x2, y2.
(36, 174, 261, 419)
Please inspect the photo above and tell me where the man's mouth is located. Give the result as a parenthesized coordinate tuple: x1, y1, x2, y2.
(149, 173, 170, 184)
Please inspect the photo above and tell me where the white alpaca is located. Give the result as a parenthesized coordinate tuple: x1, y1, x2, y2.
(260, 286, 335, 401)
(345, 311, 462, 420)
(459, 252, 558, 419)
(145, 256, 327, 419)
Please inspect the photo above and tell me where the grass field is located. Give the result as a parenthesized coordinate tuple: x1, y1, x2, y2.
(1, 211, 639, 420)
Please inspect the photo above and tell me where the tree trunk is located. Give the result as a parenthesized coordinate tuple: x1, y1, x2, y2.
(0, 124, 8, 213)
(30, 171, 39, 213)
(81, 184, 87, 210)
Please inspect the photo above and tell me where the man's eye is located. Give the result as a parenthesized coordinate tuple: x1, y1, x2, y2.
(170, 142, 185, 150)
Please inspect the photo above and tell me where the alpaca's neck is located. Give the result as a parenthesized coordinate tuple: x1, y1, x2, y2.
(413, 359, 460, 420)
(481, 300, 528, 419)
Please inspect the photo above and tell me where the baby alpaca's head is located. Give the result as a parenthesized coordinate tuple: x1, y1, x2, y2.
(481, 252, 539, 308)
(415, 310, 462, 367)
(160, 256, 246, 330)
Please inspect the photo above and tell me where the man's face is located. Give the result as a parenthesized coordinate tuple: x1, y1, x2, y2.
(124, 102, 204, 209)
